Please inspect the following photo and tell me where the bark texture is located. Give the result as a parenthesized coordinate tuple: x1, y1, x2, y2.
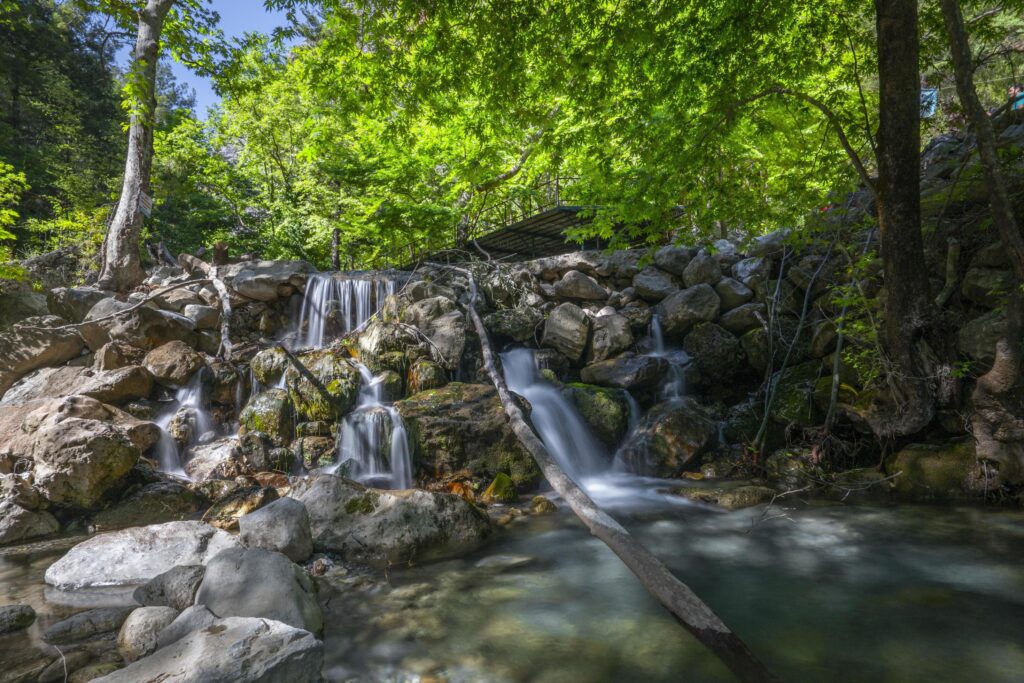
(97, 0, 175, 292)
(941, 0, 1024, 483)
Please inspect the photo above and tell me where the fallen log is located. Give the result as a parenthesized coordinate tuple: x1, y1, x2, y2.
(178, 254, 234, 361)
(445, 263, 777, 682)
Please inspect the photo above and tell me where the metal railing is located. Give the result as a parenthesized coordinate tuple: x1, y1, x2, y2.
(469, 174, 580, 240)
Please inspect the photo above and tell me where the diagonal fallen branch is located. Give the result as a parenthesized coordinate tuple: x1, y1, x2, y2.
(442, 263, 777, 683)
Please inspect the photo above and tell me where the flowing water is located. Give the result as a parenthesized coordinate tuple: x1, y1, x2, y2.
(648, 313, 688, 400)
(292, 272, 399, 349)
(153, 373, 214, 478)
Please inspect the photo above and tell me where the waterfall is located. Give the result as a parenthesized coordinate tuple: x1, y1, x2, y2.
(329, 362, 413, 489)
(154, 373, 214, 478)
(501, 348, 609, 482)
(649, 314, 687, 401)
(292, 273, 398, 349)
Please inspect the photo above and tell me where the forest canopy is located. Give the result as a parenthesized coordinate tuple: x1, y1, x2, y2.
(1, 0, 1023, 272)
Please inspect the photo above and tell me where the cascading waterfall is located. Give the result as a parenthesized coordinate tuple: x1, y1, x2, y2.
(293, 272, 398, 349)
(501, 348, 609, 482)
(154, 372, 214, 478)
(649, 314, 688, 400)
(329, 362, 412, 489)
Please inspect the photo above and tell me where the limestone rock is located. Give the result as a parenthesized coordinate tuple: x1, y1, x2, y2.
(0, 604, 35, 635)
(250, 347, 288, 386)
(239, 497, 313, 562)
(732, 256, 771, 286)
(484, 306, 543, 343)
(653, 245, 692, 276)
(541, 303, 590, 363)
(92, 481, 206, 531)
(0, 501, 59, 546)
(100, 616, 323, 683)
(682, 323, 746, 383)
(719, 303, 765, 335)
(46, 287, 106, 324)
(226, 260, 317, 302)
(714, 277, 753, 311)
(239, 389, 295, 446)
(80, 299, 197, 352)
(202, 485, 278, 531)
(562, 383, 631, 447)
(291, 474, 492, 565)
(283, 348, 362, 422)
(44, 520, 239, 589)
(183, 304, 219, 330)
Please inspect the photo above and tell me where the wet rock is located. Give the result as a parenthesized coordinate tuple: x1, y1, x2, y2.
(0, 604, 36, 634)
(673, 484, 775, 510)
(239, 431, 295, 473)
(249, 347, 288, 386)
(586, 312, 633, 364)
(579, 354, 669, 390)
(765, 448, 817, 488)
(0, 315, 85, 399)
(886, 439, 983, 501)
(654, 284, 720, 338)
(957, 308, 1005, 368)
(143, 340, 204, 387)
(118, 606, 179, 662)
(632, 266, 679, 302)
(653, 245, 692, 276)
(44, 606, 133, 644)
(46, 287, 106, 323)
(483, 306, 544, 343)
(719, 302, 765, 335)
(291, 474, 492, 565)
(183, 438, 242, 483)
(358, 321, 421, 373)
(44, 520, 239, 589)
(618, 399, 716, 476)
(407, 357, 447, 395)
(396, 383, 537, 485)
(92, 481, 206, 531)
(284, 348, 362, 422)
(0, 501, 58, 545)
(481, 472, 517, 504)
(961, 268, 1014, 309)
(552, 270, 607, 300)
(239, 388, 294, 445)
(196, 547, 323, 635)
(541, 303, 590, 363)
(714, 277, 753, 311)
(529, 495, 557, 515)
(619, 300, 653, 331)
(226, 260, 317, 302)
(202, 485, 279, 531)
(239, 497, 313, 562)
(562, 383, 631, 447)
(133, 565, 206, 611)
(107, 616, 323, 683)
(682, 323, 746, 383)
(294, 435, 335, 470)
(682, 251, 722, 287)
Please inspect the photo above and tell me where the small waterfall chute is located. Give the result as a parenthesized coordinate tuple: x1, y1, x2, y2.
(154, 372, 215, 478)
(292, 272, 398, 349)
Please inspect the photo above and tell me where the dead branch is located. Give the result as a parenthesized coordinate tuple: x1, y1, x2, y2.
(440, 262, 777, 683)
(178, 254, 234, 361)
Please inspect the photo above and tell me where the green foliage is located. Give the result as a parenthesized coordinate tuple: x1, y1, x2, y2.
(831, 250, 884, 390)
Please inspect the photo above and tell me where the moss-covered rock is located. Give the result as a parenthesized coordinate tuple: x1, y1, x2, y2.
(407, 358, 447, 395)
(202, 485, 279, 531)
(562, 383, 631, 448)
(672, 484, 775, 510)
(764, 448, 817, 488)
(295, 436, 337, 470)
(769, 361, 822, 428)
(481, 473, 517, 504)
(885, 439, 982, 501)
(529, 495, 557, 515)
(239, 388, 294, 446)
(395, 383, 539, 486)
(284, 347, 361, 422)
(617, 399, 716, 477)
(250, 347, 288, 386)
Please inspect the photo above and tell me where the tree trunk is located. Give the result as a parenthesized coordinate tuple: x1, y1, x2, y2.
(448, 264, 777, 682)
(97, 0, 175, 292)
(331, 227, 341, 270)
(940, 0, 1024, 484)
(869, 0, 938, 436)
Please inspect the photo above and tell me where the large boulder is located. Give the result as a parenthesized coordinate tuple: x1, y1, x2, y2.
(682, 251, 722, 287)
(143, 341, 204, 387)
(283, 347, 362, 422)
(80, 298, 197, 352)
(484, 306, 544, 343)
(238, 497, 313, 562)
(46, 287, 106, 323)
(885, 439, 983, 501)
(250, 347, 288, 386)
(632, 266, 679, 302)
(118, 606, 180, 662)
(586, 312, 634, 364)
(561, 383, 632, 448)
(0, 315, 84, 399)
(0, 365, 154, 406)
(185, 438, 246, 483)
(99, 616, 323, 683)
(239, 389, 295, 446)
(0, 501, 59, 545)
(617, 399, 716, 476)
(719, 303, 765, 335)
(422, 310, 467, 371)
(195, 547, 322, 636)
(541, 303, 590, 363)
(44, 520, 239, 589)
(225, 260, 317, 302)
(291, 474, 492, 565)
(654, 284, 720, 338)
(653, 245, 692, 276)
(732, 256, 771, 285)
(133, 565, 206, 611)
(714, 277, 754, 311)
(358, 321, 422, 374)
(395, 383, 537, 484)
(682, 323, 746, 383)
(552, 270, 607, 300)
(580, 354, 669, 390)
(92, 480, 207, 530)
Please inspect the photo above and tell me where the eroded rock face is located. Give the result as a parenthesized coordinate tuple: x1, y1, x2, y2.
(617, 399, 716, 476)
(196, 547, 322, 635)
(283, 348, 362, 422)
(291, 474, 492, 565)
(541, 303, 590, 363)
(0, 315, 84, 399)
(44, 520, 239, 589)
(99, 616, 323, 683)
(395, 383, 537, 485)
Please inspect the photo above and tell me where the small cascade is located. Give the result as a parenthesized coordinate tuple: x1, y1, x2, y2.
(501, 348, 609, 482)
(292, 272, 398, 349)
(329, 363, 413, 489)
(154, 373, 215, 478)
(649, 314, 688, 401)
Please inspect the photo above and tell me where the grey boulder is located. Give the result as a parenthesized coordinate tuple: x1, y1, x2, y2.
(118, 606, 180, 662)
(239, 497, 313, 562)
(133, 564, 206, 611)
(541, 302, 590, 363)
